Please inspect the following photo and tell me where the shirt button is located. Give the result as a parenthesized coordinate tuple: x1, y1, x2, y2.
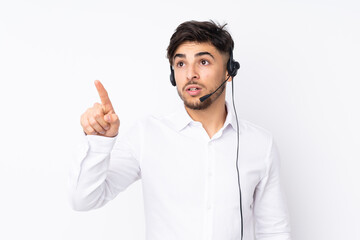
(208, 172, 213, 177)
(207, 205, 212, 210)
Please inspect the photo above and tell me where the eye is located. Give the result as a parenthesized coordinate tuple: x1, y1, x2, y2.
(200, 59, 209, 65)
(176, 61, 185, 67)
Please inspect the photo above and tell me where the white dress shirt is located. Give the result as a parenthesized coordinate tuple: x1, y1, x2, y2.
(69, 101, 291, 240)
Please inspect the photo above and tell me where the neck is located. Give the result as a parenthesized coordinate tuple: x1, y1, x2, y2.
(185, 94, 227, 138)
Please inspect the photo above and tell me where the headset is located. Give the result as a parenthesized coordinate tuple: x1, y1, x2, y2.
(169, 50, 244, 240)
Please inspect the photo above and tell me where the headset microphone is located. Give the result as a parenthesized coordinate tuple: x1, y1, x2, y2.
(199, 75, 231, 102)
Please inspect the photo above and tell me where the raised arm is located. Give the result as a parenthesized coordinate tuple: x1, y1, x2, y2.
(69, 80, 141, 211)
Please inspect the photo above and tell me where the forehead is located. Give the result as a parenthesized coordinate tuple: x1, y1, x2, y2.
(174, 41, 222, 56)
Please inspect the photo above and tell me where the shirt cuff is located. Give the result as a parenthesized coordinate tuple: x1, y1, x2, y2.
(85, 134, 117, 153)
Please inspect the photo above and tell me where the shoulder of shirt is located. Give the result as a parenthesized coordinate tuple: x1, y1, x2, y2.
(237, 119, 275, 161)
(238, 118, 273, 141)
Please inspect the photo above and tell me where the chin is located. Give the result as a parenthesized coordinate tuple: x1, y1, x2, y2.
(183, 98, 212, 110)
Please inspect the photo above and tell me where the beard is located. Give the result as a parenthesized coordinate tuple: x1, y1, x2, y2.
(177, 80, 226, 110)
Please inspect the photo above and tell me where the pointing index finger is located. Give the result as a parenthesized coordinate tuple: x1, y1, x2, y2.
(94, 80, 114, 112)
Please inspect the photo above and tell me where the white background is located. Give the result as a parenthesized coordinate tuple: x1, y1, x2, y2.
(0, 0, 359, 239)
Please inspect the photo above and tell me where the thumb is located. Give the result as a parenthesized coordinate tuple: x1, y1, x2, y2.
(104, 113, 119, 124)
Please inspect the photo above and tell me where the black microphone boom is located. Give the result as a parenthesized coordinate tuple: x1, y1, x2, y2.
(199, 75, 231, 102)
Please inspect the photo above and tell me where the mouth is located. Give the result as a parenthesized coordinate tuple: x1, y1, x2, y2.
(186, 86, 202, 96)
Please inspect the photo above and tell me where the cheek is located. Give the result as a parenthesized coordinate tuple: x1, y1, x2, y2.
(175, 73, 189, 89)
(201, 69, 222, 85)
(174, 70, 185, 83)
(176, 80, 186, 92)
(199, 68, 211, 78)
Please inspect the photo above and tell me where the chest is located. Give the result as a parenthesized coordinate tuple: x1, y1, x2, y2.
(139, 128, 266, 208)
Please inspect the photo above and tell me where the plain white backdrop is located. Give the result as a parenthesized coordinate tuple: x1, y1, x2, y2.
(0, 0, 359, 239)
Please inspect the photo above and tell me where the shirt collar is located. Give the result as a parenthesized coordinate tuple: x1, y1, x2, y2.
(224, 101, 238, 132)
(168, 101, 237, 132)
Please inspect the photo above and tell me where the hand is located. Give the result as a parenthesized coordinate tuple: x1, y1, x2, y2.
(80, 80, 120, 137)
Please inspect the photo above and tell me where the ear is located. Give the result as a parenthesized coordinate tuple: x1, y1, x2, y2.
(225, 71, 233, 82)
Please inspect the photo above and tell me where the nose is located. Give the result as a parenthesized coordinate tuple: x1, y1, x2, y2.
(186, 64, 199, 81)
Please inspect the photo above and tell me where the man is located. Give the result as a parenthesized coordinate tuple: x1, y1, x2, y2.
(69, 20, 291, 240)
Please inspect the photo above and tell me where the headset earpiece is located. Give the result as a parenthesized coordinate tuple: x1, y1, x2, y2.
(170, 66, 176, 86)
(227, 50, 240, 77)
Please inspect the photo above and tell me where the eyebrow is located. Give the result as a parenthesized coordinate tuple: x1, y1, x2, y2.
(196, 51, 214, 59)
(173, 51, 215, 61)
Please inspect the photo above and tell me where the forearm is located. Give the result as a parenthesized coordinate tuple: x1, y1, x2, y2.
(69, 135, 117, 211)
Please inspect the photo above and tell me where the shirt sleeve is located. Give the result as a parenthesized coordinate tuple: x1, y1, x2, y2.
(68, 132, 141, 211)
(253, 137, 291, 240)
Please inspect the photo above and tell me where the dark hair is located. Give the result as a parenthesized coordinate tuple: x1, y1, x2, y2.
(166, 20, 234, 65)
